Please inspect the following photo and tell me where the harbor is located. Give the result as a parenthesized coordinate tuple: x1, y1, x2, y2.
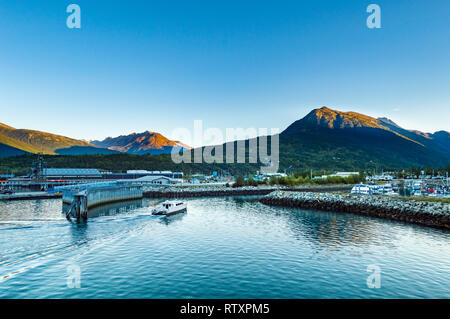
(1, 176, 449, 228)
(350, 178, 450, 198)
(1, 196, 449, 298)
(0, 156, 449, 227)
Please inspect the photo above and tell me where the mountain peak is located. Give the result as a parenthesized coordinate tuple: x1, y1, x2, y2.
(299, 107, 385, 130)
(378, 117, 400, 128)
(317, 106, 333, 112)
(433, 130, 450, 136)
(91, 130, 191, 155)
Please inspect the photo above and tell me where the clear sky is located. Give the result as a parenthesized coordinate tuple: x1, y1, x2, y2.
(0, 0, 449, 146)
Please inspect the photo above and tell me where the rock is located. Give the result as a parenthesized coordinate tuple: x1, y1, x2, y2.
(260, 191, 449, 230)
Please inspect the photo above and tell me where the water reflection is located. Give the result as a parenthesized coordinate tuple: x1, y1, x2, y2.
(271, 205, 391, 251)
(62, 199, 143, 219)
(223, 196, 381, 250)
(228, 196, 261, 206)
(288, 210, 377, 247)
(68, 221, 90, 244)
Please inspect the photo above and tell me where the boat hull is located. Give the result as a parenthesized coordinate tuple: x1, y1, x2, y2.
(152, 207, 187, 216)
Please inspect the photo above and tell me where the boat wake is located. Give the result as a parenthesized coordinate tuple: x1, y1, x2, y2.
(0, 205, 165, 285)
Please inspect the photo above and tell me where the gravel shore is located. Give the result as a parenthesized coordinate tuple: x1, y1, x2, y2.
(260, 191, 450, 230)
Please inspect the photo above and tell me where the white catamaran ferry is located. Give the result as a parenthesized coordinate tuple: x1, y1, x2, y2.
(152, 200, 187, 216)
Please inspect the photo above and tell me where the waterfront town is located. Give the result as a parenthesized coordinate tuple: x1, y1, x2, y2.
(1, 155, 449, 197)
(1, 1, 449, 302)
(0, 155, 448, 228)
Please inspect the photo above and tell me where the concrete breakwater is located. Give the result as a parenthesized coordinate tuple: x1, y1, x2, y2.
(143, 185, 353, 198)
(260, 191, 450, 230)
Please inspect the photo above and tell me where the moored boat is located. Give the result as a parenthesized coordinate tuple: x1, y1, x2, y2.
(381, 184, 397, 196)
(351, 183, 397, 196)
(351, 184, 371, 194)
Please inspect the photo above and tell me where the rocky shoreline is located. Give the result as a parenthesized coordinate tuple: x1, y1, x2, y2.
(260, 191, 450, 230)
(143, 185, 353, 198)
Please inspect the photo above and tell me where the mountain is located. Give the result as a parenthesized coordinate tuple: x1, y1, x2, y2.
(0, 143, 30, 158)
(377, 117, 450, 152)
(1, 107, 448, 171)
(175, 106, 449, 172)
(91, 131, 191, 155)
(289, 106, 387, 130)
(431, 131, 450, 153)
(0, 122, 112, 156)
(0, 122, 191, 157)
(279, 107, 450, 170)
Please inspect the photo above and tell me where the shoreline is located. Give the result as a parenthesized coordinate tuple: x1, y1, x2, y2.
(260, 191, 450, 230)
(0, 184, 353, 202)
(142, 185, 353, 198)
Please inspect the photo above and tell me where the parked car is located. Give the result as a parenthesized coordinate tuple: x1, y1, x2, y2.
(0, 189, 13, 195)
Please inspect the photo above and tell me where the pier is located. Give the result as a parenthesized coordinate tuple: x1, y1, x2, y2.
(61, 181, 143, 220)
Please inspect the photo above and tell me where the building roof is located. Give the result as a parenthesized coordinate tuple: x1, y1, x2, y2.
(135, 175, 176, 182)
(126, 170, 183, 175)
(335, 172, 359, 175)
(43, 168, 102, 176)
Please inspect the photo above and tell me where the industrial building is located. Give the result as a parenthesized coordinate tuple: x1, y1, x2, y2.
(135, 175, 178, 185)
(105, 170, 183, 180)
(43, 168, 102, 181)
(41, 168, 183, 182)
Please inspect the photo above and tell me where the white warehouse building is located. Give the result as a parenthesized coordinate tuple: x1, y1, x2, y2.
(135, 175, 178, 185)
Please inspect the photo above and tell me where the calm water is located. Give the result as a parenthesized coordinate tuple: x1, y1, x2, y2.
(0, 196, 449, 299)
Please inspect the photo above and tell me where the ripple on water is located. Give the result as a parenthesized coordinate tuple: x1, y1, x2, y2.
(0, 196, 449, 299)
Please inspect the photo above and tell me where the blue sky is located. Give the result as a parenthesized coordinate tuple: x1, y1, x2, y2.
(0, 0, 449, 145)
